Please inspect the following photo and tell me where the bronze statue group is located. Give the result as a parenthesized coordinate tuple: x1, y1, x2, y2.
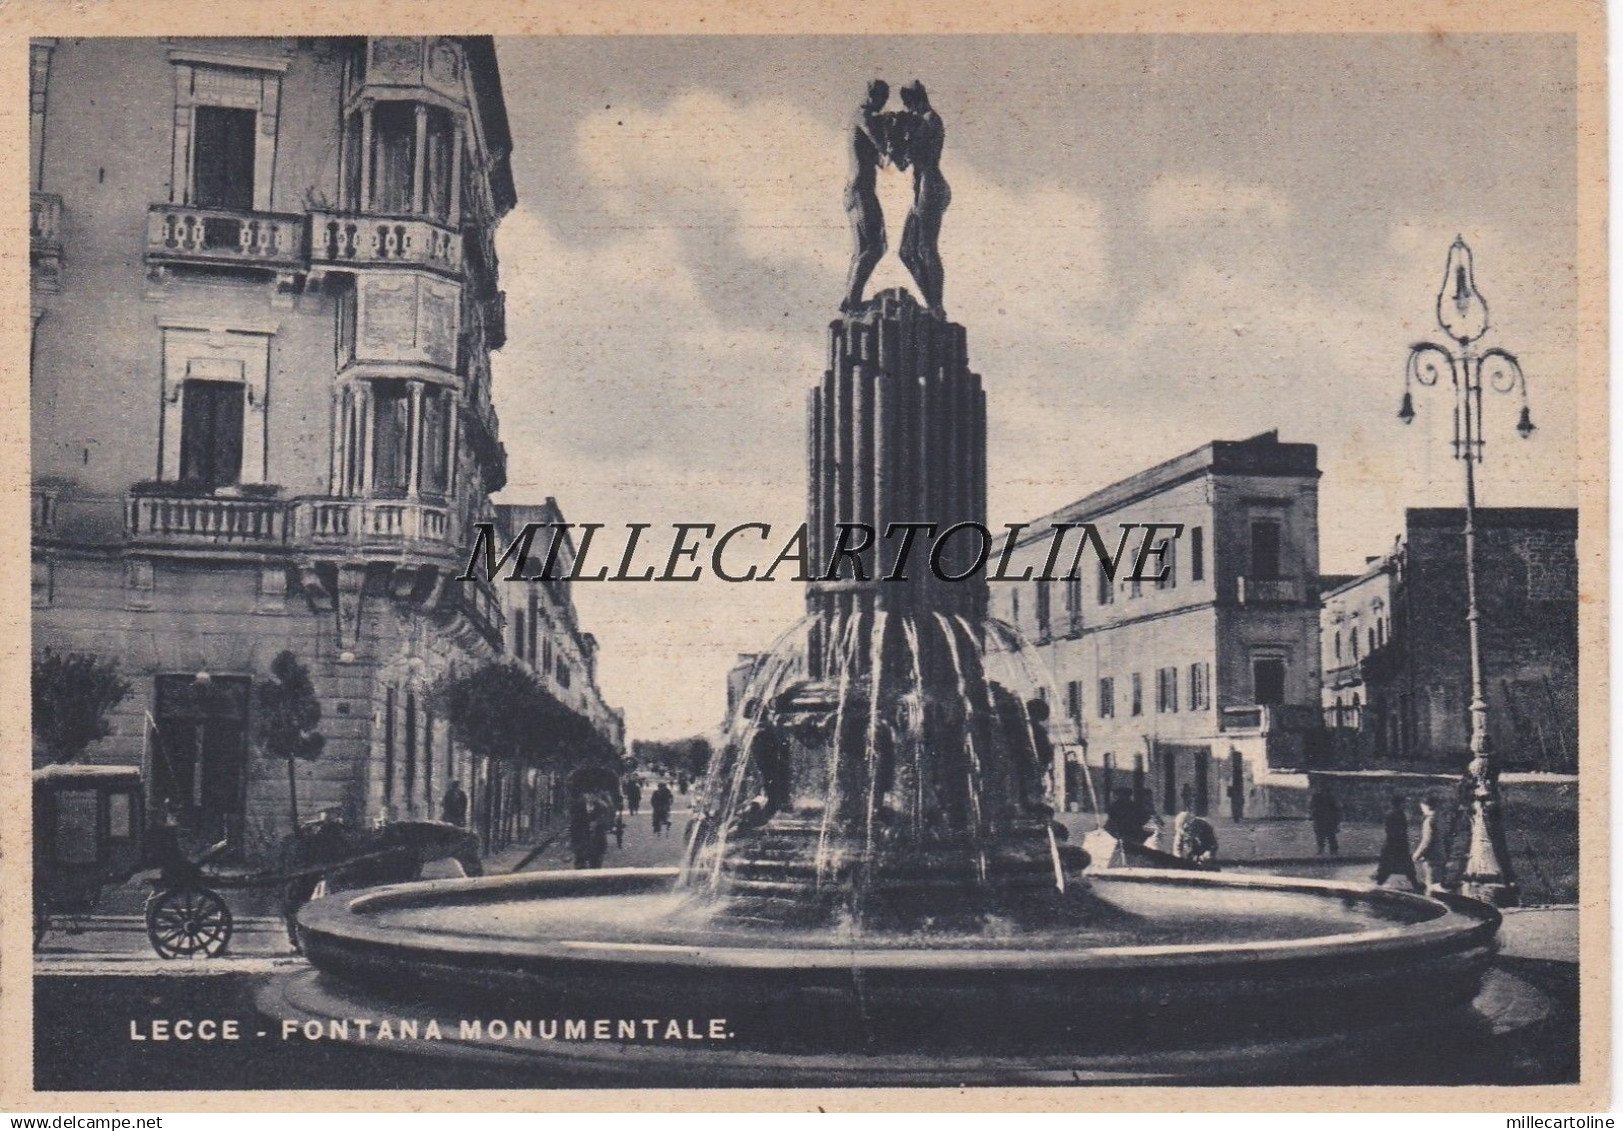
(844, 79, 951, 316)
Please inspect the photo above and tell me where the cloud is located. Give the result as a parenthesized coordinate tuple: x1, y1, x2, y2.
(491, 91, 1576, 741)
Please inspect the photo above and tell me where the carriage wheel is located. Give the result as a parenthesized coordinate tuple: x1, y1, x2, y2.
(145, 886, 233, 959)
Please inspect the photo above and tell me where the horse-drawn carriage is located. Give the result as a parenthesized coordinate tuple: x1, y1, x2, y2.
(33, 764, 481, 958)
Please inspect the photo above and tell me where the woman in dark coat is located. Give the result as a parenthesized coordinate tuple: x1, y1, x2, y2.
(1373, 794, 1423, 892)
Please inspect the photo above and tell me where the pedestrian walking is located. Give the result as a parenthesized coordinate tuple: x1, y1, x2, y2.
(570, 790, 612, 869)
(624, 777, 643, 816)
(1373, 794, 1423, 892)
(1414, 795, 1449, 893)
(440, 780, 468, 828)
(650, 781, 674, 836)
(1309, 785, 1341, 856)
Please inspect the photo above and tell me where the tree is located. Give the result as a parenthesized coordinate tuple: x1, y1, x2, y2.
(436, 661, 619, 771)
(631, 735, 714, 781)
(32, 649, 133, 766)
(255, 651, 325, 835)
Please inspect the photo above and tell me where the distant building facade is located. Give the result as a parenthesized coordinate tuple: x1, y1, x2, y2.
(725, 653, 762, 720)
(1320, 508, 1578, 771)
(486, 501, 627, 850)
(494, 501, 626, 750)
(1000, 431, 1323, 818)
(30, 37, 517, 857)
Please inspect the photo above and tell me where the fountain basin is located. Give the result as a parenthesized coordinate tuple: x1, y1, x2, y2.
(281, 866, 1501, 1071)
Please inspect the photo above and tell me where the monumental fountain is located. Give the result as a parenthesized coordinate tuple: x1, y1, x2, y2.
(262, 84, 1516, 1086)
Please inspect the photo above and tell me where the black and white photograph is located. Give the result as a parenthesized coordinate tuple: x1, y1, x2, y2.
(8, 1, 1608, 1113)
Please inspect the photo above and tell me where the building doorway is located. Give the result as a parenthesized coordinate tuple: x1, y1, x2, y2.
(1252, 656, 1286, 705)
(1227, 750, 1246, 820)
(152, 674, 251, 845)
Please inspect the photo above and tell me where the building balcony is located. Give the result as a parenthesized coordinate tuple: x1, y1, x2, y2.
(125, 490, 289, 549)
(31, 191, 63, 261)
(145, 204, 308, 275)
(1236, 576, 1303, 605)
(1220, 703, 1322, 734)
(485, 289, 507, 350)
(291, 496, 455, 556)
(310, 211, 463, 278)
(1323, 703, 1364, 731)
(449, 574, 504, 641)
(32, 487, 57, 538)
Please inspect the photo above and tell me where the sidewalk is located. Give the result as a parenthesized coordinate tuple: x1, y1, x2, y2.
(477, 805, 695, 876)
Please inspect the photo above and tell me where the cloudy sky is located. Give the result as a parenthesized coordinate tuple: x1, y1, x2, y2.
(488, 35, 1578, 740)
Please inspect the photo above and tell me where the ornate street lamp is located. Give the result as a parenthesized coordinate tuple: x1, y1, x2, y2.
(1398, 237, 1534, 907)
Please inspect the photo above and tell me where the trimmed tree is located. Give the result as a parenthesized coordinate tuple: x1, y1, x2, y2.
(255, 651, 325, 836)
(32, 649, 133, 766)
(435, 660, 620, 845)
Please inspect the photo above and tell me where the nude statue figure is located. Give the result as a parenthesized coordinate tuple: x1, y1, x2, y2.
(896, 80, 951, 318)
(841, 79, 890, 313)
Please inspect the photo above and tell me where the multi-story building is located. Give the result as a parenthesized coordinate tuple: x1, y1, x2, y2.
(30, 37, 518, 857)
(1320, 553, 1398, 753)
(1320, 508, 1578, 771)
(494, 501, 626, 749)
(998, 431, 1322, 819)
(482, 501, 627, 850)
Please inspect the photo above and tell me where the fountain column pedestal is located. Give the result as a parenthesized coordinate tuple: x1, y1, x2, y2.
(806, 288, 987, 675)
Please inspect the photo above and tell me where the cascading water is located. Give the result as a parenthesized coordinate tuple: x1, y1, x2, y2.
(681, 609, 1088, 928)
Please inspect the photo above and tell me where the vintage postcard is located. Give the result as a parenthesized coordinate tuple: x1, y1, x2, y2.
(2, 0, 1608, 1113)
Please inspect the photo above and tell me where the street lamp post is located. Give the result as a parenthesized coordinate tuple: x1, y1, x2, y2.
(1399, 237, 1534, 907)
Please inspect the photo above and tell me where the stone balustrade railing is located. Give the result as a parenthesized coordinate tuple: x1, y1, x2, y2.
(310, 211, 462, 275)
(126, 492, 289, 546)
(1237, 576, 1303, 605)
(145, 204, 308, 271)
(291, 496, 455, 549)
(32, 487, 58, 536)
(1221, 703, 1322, 734)
(31, 192, 63, 251)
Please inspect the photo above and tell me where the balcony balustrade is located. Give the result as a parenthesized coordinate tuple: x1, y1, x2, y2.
(31, 192, 62, 258)
(31, 487, 57, 537)
(454, 574, 504, 639)
(485, 289, 507, 349)
(146, 204, 308, 273)
(311, 211, 462, 276)
(1220, 703, 1322, 734)
(292, 497, 454, 552)
(1236, 576, 1303, 605)
(126, 492, 288, 548)
(32, 191, 64, 288)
